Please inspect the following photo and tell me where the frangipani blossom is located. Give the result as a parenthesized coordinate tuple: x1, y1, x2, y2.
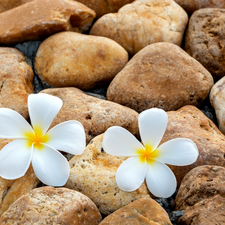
(0, 93, 86, 186)
(103, 108, 199, 198)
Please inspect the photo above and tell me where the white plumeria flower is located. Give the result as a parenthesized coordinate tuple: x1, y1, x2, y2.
(0, 93, 86, 186)
(103, 108, 199, 198)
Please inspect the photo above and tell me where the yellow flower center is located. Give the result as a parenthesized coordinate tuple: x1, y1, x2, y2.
(136, 143, 160, 164)
(24, 126, 50, 150)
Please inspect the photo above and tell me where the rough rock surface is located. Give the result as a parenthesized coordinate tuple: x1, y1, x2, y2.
(107, 42, 214, 113)
(162, 105, 225, 186)
(90, 0, 188, 55)
(175, 165, 225, 224)
(175, 0, 225, 15)
(185, 8, 225, 80)
(35, 32, 128, 90)
(0, 186, 102, 224)
(41, 87, 139, 143)
(0, 47, 34, 120)
(0, 0, 96, 45)
(0, 0, 32, 13)
(65, 134, 151, 215)
(99, 198, 172, 225)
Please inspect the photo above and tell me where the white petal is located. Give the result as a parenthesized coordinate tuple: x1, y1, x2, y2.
(32, 144, 70, 186)
(28, 93, 63, 134)
(0, 139, 32, 179)
(157, 138, 199, 166)
(146, 161, 176, 198)
(46, 121, 86, 155)
(0, 108, 33, 138)
(103, 126, 144, 156)
(139, 108, 168, 149)
(116, 156, 147, 191)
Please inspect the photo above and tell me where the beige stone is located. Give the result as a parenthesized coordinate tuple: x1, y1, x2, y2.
(41, 87, 139, 144)
(175, 0, 225, 15)
(35, 31, 128, 90)
(0, 186, 102, 224)
(0, 47, 34, 120)
(65, 134, 151, 215)
(175, 165, 225, 224)
(185, 8, 225, 79)
(99, 198, 172, 225)
(90, 0, 188, 55)
(0, 0, 32, 13)
(0, 0, 96, 45)
(107, 42, 214, 113)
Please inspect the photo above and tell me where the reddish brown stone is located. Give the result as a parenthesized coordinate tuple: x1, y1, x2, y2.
(0, 0, 33, 13)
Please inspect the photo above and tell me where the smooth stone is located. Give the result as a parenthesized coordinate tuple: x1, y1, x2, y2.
(162, 105, 225, 186)
(41, 87, 139, 144)
(35, 31, 128, 90)
(0, 186, 102, 224)
(175, 165, 225, 224)
(65, 134, 151, 215)
(0, 139, 39, 216)
(0, 0, 96, 45)
(0, 47, 34, 120)
(90, 0, 188, 55)
(185, 8, 225, 80)
(175, 0, 225, 15)
(0, 0, 32, 13)
(107, 42, 214, 113)
(99, 198, 172, 225)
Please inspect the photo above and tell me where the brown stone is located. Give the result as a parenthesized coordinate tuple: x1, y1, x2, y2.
(0, 47, 34, 120)
(90, 0, 188, 55)
(35, 31, 128, 90)
(107, 42, 214, 113)
(185, 8, 225, 79)
(0, 139, 39, 216)
(65, 134, 151, 215)
(0, 0, 96, 45)
(41, 87, 139, 144)
(174, 0, 225, 15)
(175, 165, 225, 224)
(161, 105, 225, 186)
(0, 0, 32, 13)
(0, 186, 102, 224)
(99, 198, 172, 225)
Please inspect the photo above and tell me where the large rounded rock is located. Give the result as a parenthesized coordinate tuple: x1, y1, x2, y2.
(185, 8, 225, 80)
(90, 0, 188, 55)
(0, 186, 102, 224)
(107, 42, 214, 113)
(35, 32, 128, 90)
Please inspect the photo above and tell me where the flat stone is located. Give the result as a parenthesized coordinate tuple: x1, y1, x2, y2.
(185, 8, 225, 79)
(0, 47, 34, 120)
(0, 0, 96, 45)
(41, 87, 139, 143)
(99, 198, 172, 224)
(35, 31, 128, 90)
(65, 134, 151, 215)
(0, 0, 32, 13)
(174, 0, 225, 15)
(107, 42, 213, 113)
(90, 0, 188, 55)
(175, 165, 225, 224)
(0, 186, 102, 224)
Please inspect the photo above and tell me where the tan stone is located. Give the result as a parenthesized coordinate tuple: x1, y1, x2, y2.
(0, 186, 102, 224)
(0, 0, 96, 45)
(0, 47, 34, 120)
(0, 0, 32, 13)
(185, 8, 225, 79)
(175, 165, 225, 224)
(99, 198, 172, 225)
(90, 0, 188, 55)
(35, 31, 128, 90)
(41, 87, 139, 143)
(65, 134, 151, 215)
(0, 139, 39, 216)
(107, 42, 214, 113)
(174, 0, 225, 15)
(161, 105, 225, 186)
